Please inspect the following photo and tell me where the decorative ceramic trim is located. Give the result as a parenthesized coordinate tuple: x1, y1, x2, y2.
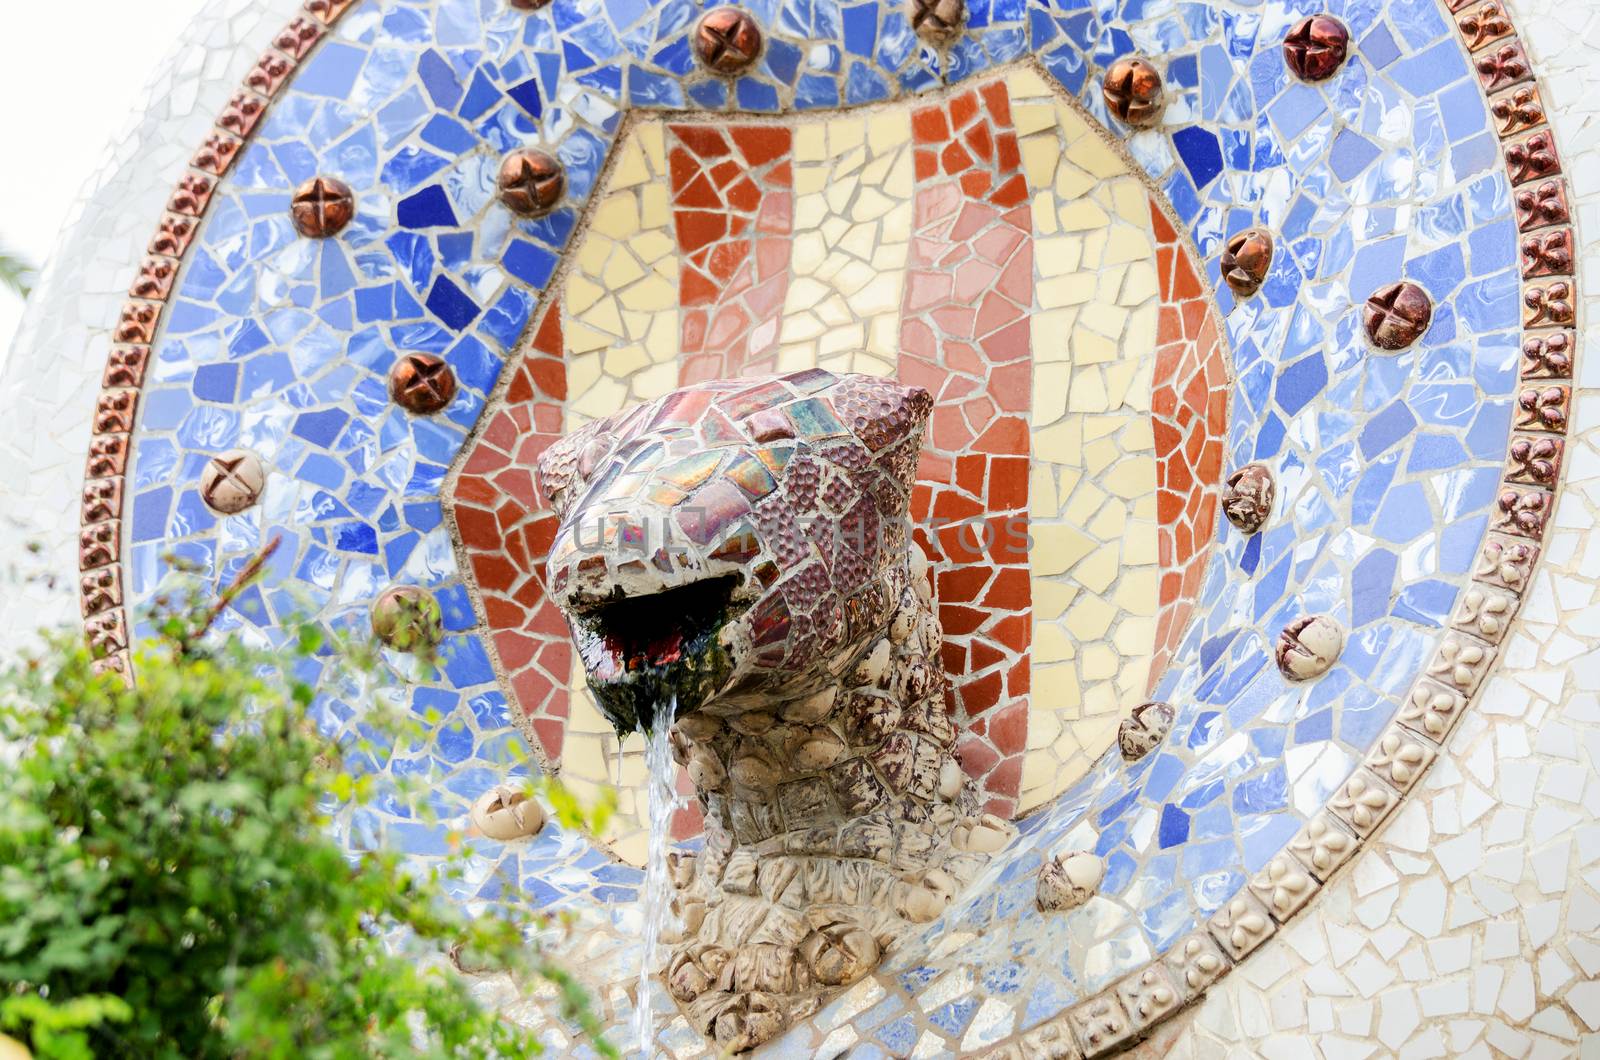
(977, 0, 1580, 1052)
(443, 76, 1232, 824)
(75, 1, 356, 682)
(75, 0, 1580, 1053)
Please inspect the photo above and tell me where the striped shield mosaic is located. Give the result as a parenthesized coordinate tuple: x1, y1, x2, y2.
(70, 0, 1577, 1053)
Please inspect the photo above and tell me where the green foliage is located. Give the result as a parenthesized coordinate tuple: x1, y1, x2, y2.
(0, 566, 616, 1058)
(0, 245, 33, 299)
(0, 996, 130, 1060)
(538, 778, 617, 838)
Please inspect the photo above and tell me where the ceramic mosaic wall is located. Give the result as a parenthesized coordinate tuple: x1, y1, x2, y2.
(454, 69, 1228, 853)
(0, 0, 1591, 1051)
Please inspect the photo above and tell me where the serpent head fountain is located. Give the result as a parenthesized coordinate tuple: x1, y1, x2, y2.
(536, 368, 1013, 1051)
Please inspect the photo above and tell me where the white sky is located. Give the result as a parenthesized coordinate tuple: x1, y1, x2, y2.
(0, 1, 211, 355)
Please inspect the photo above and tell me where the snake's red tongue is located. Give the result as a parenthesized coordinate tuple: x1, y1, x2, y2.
(572, 574, 744, 732)
(607, 626, 687, 671)
(589, 576, 737, 673)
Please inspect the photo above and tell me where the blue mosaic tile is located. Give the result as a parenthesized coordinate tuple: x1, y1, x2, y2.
(100, 0, 1536, 1046)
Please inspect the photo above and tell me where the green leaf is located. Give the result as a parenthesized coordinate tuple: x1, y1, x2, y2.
(0, 562, 607, 1059)
(0, 244, 34, 299)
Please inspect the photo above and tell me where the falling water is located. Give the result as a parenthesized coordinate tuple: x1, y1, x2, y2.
(632, 695, 681, 1057)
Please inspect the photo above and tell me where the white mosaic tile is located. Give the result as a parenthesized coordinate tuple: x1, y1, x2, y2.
(2, 0, 1599, 1054)
(0, 0, 305, 654)
(1119, 4, 1600, 1053)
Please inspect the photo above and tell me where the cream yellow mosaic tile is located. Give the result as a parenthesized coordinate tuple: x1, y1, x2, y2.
(553, 122, 689, 862)
(564, 653, 655, 865)
(553, 94, 1166, 827)
(1007, 70, 1162, 813)
(562, 122, 680, 431)
(777, 110, 915, 379)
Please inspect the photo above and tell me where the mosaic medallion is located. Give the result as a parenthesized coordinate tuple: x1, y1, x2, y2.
(452, 73, 1231, 843)
(69, 0, 1577, 1053)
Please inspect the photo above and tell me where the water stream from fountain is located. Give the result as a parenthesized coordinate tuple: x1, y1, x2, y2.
(632, 695, 681, 1057)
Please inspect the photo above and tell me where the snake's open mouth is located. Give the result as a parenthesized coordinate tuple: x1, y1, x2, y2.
(571, 574, 743, 733)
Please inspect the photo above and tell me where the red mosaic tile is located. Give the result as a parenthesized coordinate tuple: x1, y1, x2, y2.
(447, 304, 572, 766)
(897, 84, 1034, 818)
(1146, 195, 1229, 690)
(669, 123, 795, 384)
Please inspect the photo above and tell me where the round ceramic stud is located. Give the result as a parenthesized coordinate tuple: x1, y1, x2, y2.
(694, 7, 763, 75)
(1103, 57, 1164, 128)
(1276, 615, 1345, 681)
(200, 449, 266, 515)
(290, 176, 355, 238)
(371, 586, 444, 652)
(1283, 14, 1350, 82)
(1118, 700, 1175, 761)
(389, 353, 457, 415)
(470, 784, 546, 840)
(1222, 463, 1276, 535)
(1220, 228, 1274, 299)
(497, 148, 565, 217)
(1364, 281, 1434, 351)
(1036, 850, 1105, 912)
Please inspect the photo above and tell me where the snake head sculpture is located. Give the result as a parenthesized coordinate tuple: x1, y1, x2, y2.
(537, 368, 1012, 1052)
(536, 368, 932, 734)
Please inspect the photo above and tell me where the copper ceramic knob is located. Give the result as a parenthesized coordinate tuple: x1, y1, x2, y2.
(1220, 228, 1274, 299)
(1364, 281, 1433, 351)
(694, 7, 763, 75)
(1284, 15, 1350, 82)
(1103, 57, 1165, 128)
(290, 176, 355, 238)
(497, 148, 565, 217)
(389, 353, 457, 415)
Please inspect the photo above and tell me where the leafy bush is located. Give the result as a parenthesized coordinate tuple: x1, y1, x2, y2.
(0, 242, 34, 298)
(0, 566, 613, 1058)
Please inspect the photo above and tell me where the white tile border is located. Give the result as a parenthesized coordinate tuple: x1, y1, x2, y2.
(1, 0, 1598, 1053)
(1117, 1, 1600, 1054)
(0, 0, 307, 651)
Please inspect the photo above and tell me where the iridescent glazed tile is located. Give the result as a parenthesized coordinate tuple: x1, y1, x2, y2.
(80, 0, 1550, 1051)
